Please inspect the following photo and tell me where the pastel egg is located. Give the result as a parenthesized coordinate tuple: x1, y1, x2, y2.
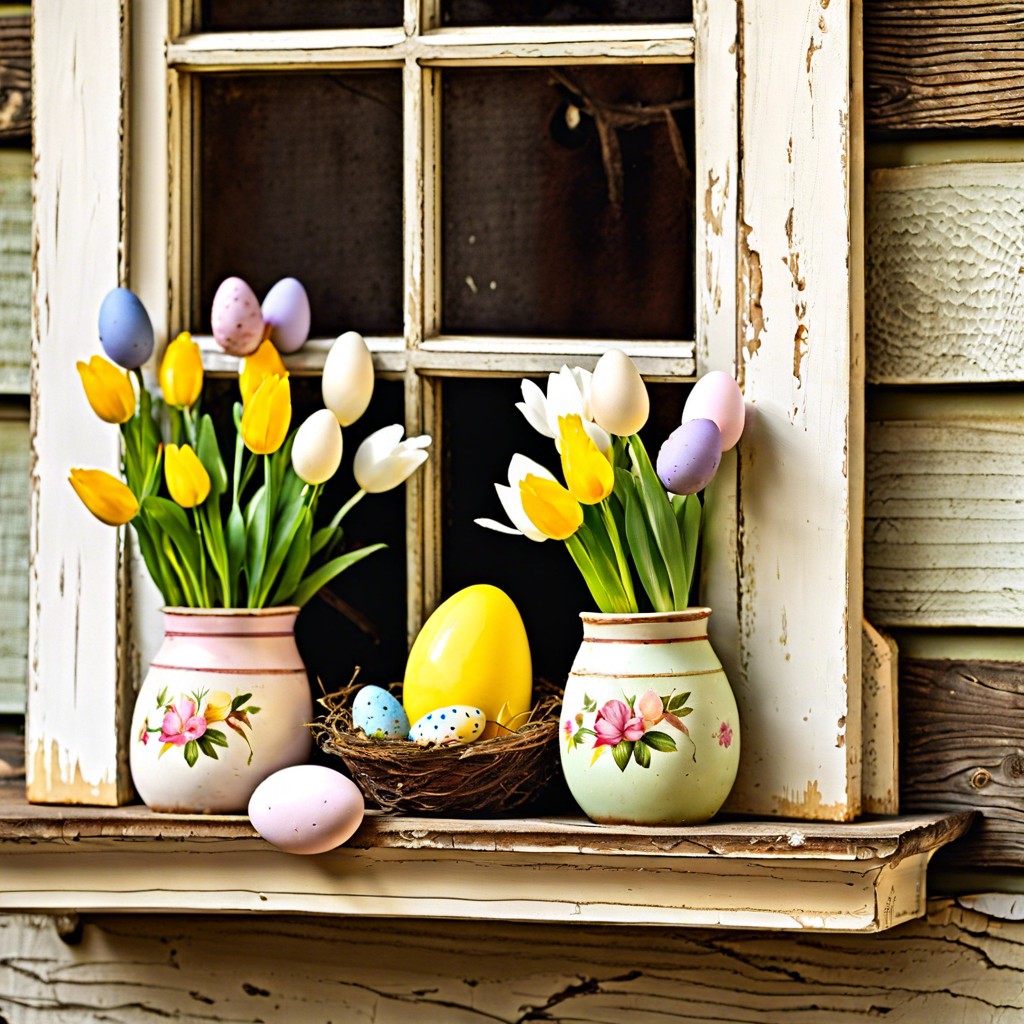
(657, 418, 722, 495)
(409, 705, 487, 746)
(682, 371, 745, 451)
(97, 287, 154, 369)
(248, 765, 364, 855)
(211, 277, 264, 356)
(261, 277, 311, 354)
(291, 408, 343, 485)
(403, 585, 532, 739)
(351, 684, 409, 740)
(322, 331, 375, 427)
(590, 349, 650, 437)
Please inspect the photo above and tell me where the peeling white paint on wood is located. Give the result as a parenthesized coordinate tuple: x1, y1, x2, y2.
(861, 619, 898, 814)
(723, 0, 862, 820)
(867, 162, 1024, 384)
(27, 0, 131, 805)
(865, 418, 1024, 628)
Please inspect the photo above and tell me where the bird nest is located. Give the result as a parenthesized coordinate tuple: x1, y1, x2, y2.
(313, 678, 562, 815)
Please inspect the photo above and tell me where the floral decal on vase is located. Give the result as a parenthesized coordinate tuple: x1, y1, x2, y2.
(564, 689, 695, 772)
(138, 687, 261, 767)
(713, 720, 734, 748)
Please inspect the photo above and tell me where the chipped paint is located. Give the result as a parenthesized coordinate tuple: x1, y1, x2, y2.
(806, 36, 822, 75)
(27, 740, 118, 805)
(738, 220, 765, 374)
(773, 780, 852, 821)
(793, 324, 809, 382)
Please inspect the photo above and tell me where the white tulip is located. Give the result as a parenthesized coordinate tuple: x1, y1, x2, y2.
(291, 408, 343, 485)
(515, 365, 610, 453)
(322, 331, 375, 427)
(353, 424, 431, 493)
(475, 453, 558, 543)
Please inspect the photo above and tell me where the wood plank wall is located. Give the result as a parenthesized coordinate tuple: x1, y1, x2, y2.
(864, 0, 1024, 868)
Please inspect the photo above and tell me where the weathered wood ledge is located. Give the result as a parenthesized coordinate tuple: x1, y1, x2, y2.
(0, 783, 975, 932)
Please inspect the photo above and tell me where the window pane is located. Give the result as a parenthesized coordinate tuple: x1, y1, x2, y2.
(441, 66, 695, 339)
(199, 73, 403, 336)
(441, 1, 691, 26)
(201, 1, 403, 30)
(442, 378, 687, 683)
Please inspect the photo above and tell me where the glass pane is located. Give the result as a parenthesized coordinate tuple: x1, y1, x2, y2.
(442, 378, 686, 684)
(201, 0, 403, 30)
(441, 66, 695, 339)
(442, 0, 691, 26)
(199, 73, 403, 336)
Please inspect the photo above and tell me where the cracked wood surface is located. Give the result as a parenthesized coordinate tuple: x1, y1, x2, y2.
(2, 899, 1023, 1022)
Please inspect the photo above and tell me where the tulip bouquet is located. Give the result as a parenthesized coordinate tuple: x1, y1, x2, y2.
(71, 291, 430, 609)
(476, 353, 744, 614)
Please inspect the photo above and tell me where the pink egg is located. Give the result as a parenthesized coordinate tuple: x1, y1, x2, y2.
(211, 277, 264, 356)
(262, 277, 311, 354)
(657, 418, 722, 495)
(682, 371, 745, 451)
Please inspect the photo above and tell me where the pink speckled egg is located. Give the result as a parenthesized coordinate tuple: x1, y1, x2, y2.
(682, 371, 745, 451)
(211, 277, 265, 356)
(657, 418, 722, 495)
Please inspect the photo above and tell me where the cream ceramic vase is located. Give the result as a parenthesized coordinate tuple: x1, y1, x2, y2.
(129, 607, 313, 813)
(560, 609, 739, 825)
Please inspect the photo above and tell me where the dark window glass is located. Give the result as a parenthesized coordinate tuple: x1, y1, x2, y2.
(442, 1, 691, 26)
(201, 1, 403, 30)
(441, 66, 695, 340)
(200, 73, 403, 336)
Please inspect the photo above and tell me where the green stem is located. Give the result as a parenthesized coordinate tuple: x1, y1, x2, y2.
(232, 428, 244, 507)
(162, 535, 197, 607)
(599, 499, 637, 612)
(192, 508, 212, 607)
(329, 488, 366, 530)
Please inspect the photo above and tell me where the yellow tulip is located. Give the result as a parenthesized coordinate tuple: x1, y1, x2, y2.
(203, 690, 232, 723)
(558, 413, 614, 504)
(240, 339, 288, 406)
(519, 474, 582, 540)
(159, 332, 204, 409)
(241, 373, 291, 455)
(69, 468, 139, 526)
(164, 444, 211, 508)
(76, 355, 135, 424)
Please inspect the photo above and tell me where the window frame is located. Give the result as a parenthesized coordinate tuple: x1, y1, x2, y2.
(28, 0, 865, 822)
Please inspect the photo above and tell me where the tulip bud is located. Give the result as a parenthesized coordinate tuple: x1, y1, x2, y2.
(239, 339, 288, 406)
(322, 331, 374, 427)
(518, 474, 583, 540)
(558, 414, 614, 505)
(159, 332, 204, 409)
(76, 355, 136, 424)
(291, 408, 343, 485)
(240, 374, 292, 455)
(69, 468, 139, 526)
(164, 444, 212, 508)
(353, 424, 430, 493)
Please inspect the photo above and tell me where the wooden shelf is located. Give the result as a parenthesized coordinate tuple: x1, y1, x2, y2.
(0, 785, 974, 932)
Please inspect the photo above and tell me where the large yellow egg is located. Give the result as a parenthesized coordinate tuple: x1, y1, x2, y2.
(403, 585, 532, 735)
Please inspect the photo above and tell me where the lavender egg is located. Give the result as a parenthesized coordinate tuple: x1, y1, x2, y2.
(657, 418, 722, 495)
(97, 288, 154, 369)
(261, 277, 311, 354)
(211, 277, 264, 356)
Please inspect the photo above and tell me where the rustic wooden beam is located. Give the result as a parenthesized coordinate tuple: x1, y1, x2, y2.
(0, 10, 29, 144)
(864, 0, 1024, 133)
(900, 657, 1024, 869)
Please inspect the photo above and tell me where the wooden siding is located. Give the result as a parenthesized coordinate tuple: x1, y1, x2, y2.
(866, 163, 1024, 384)
(864, 0, 1024, 133)
(0, 407, 28, 713)
(865, 417, 1024, 628)
(901, 658, 1024, 870)
(2, 902, 1024, 1022)
(0, 8, 29, 144)
(0, 149, 30, 395)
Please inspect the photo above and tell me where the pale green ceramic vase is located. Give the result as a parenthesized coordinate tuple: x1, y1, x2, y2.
(559, 608, 740, 825)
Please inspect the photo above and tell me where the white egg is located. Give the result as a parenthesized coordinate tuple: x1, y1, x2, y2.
(322, 331, 375, 427)
(291, 408, 343, 485)
(409, 705, 487, 746)
(248, 765, 364, 855)
(590, 349, 650, 437)
(682, 371, 746, 451)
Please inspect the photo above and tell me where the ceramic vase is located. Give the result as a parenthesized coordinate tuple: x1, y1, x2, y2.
(129, 607, 313, 813)
(559, 608, 739, 825)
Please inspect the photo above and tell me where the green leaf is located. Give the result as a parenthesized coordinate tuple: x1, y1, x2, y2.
(196, 734, 219, 759)
(204, 727, 229, 747)
(582, 693, 596, 712)
(230, 693, 253, 712)
(618, 468, 672, 611)
(197, 414, 229, 496)
(226, 503, 246, 606)
(269, 512, 313, 606)
(310, 524, 340, 559)
(667, 692, 691, 712)
(564, 533, 616, 613)
(639, 730, 677, 753)
(131, 514, 182, 607)
(141, 496, 204, 603)
(155, 687, 170, 708)
(244, 487, 270, 605)
(257, 486, 310, 606)
(633, 738, 652, 768)
(574, 521, 632, 613)
(184, 740, 199, 767)
(247, 706, 261, 715)
(611, 741, 634, 772)
(673, 493, 703, 604)
(290, 543, 387, 608)
(628, 435, 689, 610)
(576, 727, 596, 739)
(677, 707, 693, 717)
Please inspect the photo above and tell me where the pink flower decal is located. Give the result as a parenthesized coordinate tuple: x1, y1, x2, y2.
(594, 699, 645, 747)
(637, 689, 689, 734)
(159, 698, 207, 746)
(714, 721, 733, 748)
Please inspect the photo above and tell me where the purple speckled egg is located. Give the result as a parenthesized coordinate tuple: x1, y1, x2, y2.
(211, 277, 264, 356)
(98, 288, 154, 369)
(656, 418, 722, 495)
(261, 278, 311, 354)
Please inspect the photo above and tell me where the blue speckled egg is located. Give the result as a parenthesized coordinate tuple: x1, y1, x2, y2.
(98, 288, 154, 369)
(409, 705, 486, 746)
(656, 418, 722, 495)
(262, 278, 311, 354)
(351, 685, 410, 740)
